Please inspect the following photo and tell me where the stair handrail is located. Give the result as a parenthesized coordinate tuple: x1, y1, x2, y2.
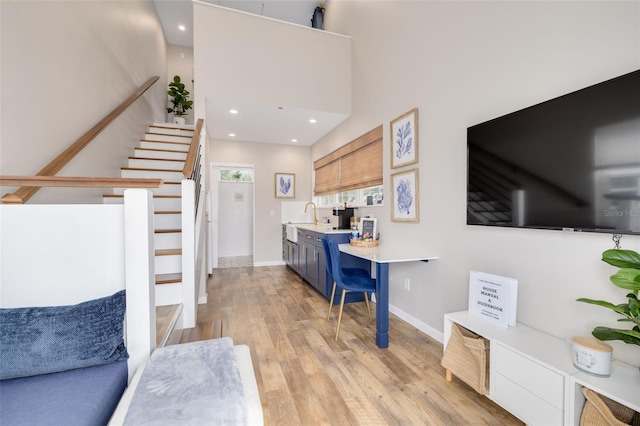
(0, 176, 162, 188)
(183, 119, 204, 179)
(1, 76, 160, 204)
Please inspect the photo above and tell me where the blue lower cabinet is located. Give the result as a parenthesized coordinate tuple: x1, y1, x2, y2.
(281, 228, 370, 302)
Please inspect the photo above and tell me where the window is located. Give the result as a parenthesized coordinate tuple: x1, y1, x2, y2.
(219, 168, 253, 182)
(313, 125, 383, 198)
(314, 184, 383, 208)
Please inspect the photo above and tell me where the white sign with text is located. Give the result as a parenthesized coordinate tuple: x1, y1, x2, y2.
(468, 271, 518, 327)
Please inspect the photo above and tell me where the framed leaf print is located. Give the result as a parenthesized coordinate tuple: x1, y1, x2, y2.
(390, 108, 419, 169)
(391, 168, 419, 222)
(275, 173, 295, 198)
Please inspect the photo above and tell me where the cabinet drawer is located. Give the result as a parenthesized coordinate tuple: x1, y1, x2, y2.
(493, 373, 563, 426)
(493, 343, 564, 409)
(302, 231, 323, 247)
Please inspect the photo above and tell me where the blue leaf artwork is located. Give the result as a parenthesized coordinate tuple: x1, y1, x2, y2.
(394, 120, 413, 162)
(279, 176, 292, 195)
(396, 178, 413, 215)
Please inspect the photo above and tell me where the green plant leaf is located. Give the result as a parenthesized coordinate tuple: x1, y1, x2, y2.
(592, 326, 640, 345)
(609, 268, 640, 291)
(602, 249, 640, 269)
(576, 298, 630, 316)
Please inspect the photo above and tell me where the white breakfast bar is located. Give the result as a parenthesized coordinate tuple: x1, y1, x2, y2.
(338, 243, 438, 348)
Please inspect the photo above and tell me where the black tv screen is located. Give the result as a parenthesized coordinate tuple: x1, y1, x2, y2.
(467, 70, 640, 235)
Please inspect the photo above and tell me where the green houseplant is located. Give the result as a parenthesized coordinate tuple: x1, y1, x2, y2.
(577, 249, 640, 347)
(166, 75, 193, 124)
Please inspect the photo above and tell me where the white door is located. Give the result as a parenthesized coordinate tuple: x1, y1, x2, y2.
(209, 164, 255, 271)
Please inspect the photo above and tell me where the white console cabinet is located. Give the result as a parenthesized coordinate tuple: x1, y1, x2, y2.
(444, 311, 639, 426)
(568, 360, 640, 425)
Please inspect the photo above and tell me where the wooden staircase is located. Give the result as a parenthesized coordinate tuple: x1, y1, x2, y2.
(103, 123, 196, 344)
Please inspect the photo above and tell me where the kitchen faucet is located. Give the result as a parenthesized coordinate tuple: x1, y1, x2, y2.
(304, 201, 318, 226)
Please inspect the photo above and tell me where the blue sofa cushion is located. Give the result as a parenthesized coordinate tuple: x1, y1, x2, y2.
(0, 290, 128, 380)
(0, 359, 128, 426)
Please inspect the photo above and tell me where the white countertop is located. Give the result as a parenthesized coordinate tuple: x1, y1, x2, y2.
(339, 243, 439, 263)
(284, 223, 351, 235)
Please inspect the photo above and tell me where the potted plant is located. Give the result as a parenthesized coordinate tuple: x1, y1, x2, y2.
(166, 75, 193, 125)
(577, 249, 640, 347)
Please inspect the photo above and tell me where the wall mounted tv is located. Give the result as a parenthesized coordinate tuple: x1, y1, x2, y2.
(467, 69, 640, 235)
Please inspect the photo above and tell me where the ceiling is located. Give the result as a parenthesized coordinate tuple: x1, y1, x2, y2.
(154, 0, 341, 147)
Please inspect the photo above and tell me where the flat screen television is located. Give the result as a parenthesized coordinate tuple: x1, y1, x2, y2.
(467, 69, 640, 235)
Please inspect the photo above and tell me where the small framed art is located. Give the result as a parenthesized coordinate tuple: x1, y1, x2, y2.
(390, 108, 419, 169)
(391, 168, 419, 222)
(275, 173, 295, 198)
(360, 217, 377, 240)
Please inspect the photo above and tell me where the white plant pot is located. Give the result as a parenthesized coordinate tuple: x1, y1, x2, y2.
(172, 116, 186, 125)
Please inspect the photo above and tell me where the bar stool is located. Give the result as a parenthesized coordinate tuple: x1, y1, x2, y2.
(326, 239, 377, 341)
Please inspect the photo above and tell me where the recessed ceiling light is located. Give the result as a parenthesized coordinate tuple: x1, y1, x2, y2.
(229, 109, 238, 114)
(291, 139, 298, 143)
(309, 119, 317, 124)
(229, 133, 236, 137)
(178, 25, 186, 31)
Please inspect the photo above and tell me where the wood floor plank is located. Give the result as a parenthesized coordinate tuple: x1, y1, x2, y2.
(174, 265, 523, 426)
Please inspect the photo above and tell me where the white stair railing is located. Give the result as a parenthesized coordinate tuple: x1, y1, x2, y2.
(180, 122, 207, 329)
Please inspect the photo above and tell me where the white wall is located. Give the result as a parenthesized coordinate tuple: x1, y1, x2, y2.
(192, 1, 350, 121)
(314, 1, 640, 366)
(0, 1, 167, 204)
(210, 138, 311, 265)
(167, 44, 194, 125)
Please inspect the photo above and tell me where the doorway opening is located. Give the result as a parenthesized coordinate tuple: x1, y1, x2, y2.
(209, 163, 255, 270)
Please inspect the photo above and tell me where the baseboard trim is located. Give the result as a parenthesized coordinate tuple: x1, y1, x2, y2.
(253, 260, 286, 267)
(388, 303, 444, 344)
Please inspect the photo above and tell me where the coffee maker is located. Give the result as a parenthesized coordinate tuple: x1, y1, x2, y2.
(332, 207, 355, 229)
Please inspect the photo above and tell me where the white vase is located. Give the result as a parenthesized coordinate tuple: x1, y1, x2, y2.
(172, 116, 186, 125)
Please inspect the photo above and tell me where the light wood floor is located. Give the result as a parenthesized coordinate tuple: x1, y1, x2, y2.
(178, 265, 523, 425)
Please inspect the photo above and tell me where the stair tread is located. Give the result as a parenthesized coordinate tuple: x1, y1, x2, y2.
(149, 126, 193, 130)
(103, 194, 181, 199)
(155, 228, 181, 234)
(121, 167, 183, 172)
(140, 139, 190, 146)
(136, 147, 189, 154)
(129, 156, 186, 162)
(150, 123, 194, 129)
(149, 127, 194, 133)
(156, 248, 182, 256)
(146, 131, 191, 137)
(155, 273, 182, 285)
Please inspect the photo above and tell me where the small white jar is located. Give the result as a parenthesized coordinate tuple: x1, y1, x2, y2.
(571, 336, 613, 377)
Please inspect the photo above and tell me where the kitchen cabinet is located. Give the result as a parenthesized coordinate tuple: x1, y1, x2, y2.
(300, 229, 323, 294)
(281, 225, 290, 264)
(282, 225, 361, 299)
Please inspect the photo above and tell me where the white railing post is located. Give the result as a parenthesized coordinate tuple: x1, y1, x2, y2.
(123, 189, 156, 380)
(181, 179, 196, 329)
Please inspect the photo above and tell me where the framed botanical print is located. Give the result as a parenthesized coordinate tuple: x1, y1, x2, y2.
(390, 108, 419, 169)
(275, 173, 295, 198)
(391, 168, 419, 222)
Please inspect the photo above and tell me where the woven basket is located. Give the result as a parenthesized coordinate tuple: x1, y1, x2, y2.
(350, 238, 379, 247)
(441, 322, 490, 395)
(580, 387, 639, 426)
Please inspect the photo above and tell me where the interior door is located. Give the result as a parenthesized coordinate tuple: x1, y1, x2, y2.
(209, 163, 255, 271)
